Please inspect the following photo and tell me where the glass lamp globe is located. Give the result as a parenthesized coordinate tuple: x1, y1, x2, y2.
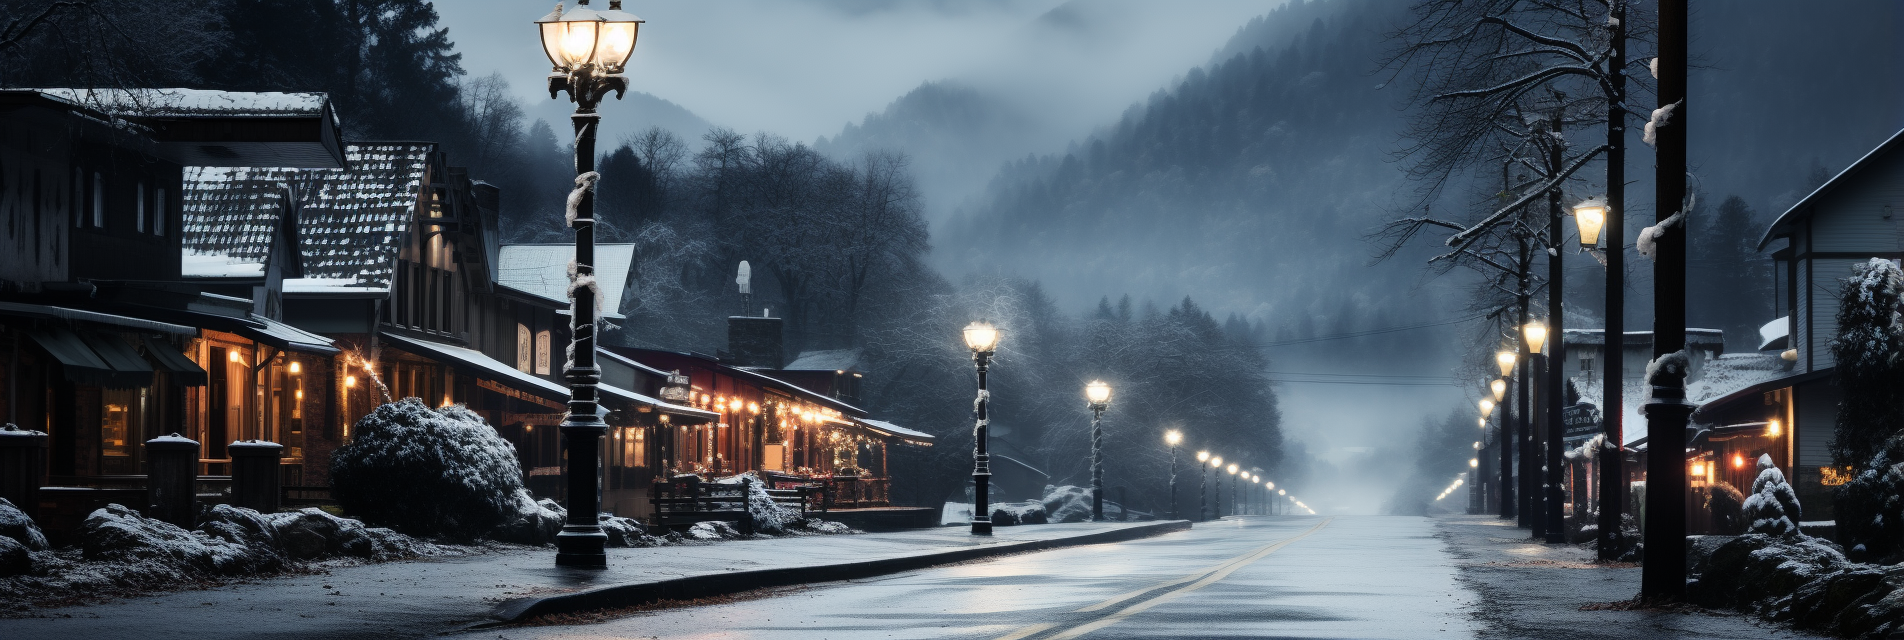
(963, 321, 999, 353)
(1495, 350, 1517, 377)
(1573, 197, 1608, 248)
(1085, 380, 1112, 406)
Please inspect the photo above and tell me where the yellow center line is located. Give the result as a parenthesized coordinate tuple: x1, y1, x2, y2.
(990, 518, 1333, 640)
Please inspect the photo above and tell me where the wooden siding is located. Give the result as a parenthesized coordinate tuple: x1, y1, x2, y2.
(1796, 257, 1811, 371)
(1809, 151, 1904, 253)
(0, 140, 71, 283)
(1795, 378, 1842, 467)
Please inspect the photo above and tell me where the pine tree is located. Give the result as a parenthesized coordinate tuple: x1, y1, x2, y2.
(1829, 258, 1904, 468)
(1742, 454, 1802, 537)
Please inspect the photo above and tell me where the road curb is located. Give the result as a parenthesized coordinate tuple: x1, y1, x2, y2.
(487, 519, 1193, 623)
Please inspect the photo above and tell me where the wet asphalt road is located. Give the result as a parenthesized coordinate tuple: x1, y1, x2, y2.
(455, 515, 1481, 640)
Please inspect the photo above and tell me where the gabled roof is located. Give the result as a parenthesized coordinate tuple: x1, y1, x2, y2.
(5, 88, 346, 168)
(497, 244, 634, 318)
(182, 143, 434, 293)
(1759, 127, 1904, 251)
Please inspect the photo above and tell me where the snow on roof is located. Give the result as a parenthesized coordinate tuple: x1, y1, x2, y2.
(246, 314, 338, 354)
(857, 418, 934, 445)
(32, 88, 328, 118)
(1688, 353, 1789, 404)
(497, 244, 635, 316)
(380, 332, 569, 402)
(1759, 317, 1790, 351)
(182, 144, 433, 291)
(1561, 328, 1725, 349)
(784, 348, 863, 372)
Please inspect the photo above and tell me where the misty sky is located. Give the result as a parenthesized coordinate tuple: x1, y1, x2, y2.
(437, 0, 1286, 144)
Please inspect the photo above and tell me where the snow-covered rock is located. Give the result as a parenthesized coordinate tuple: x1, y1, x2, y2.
(599, 513, 645, 547)
(495, 490, 566, 546)
(687, 521, 741, 540)
(1743, 454, 1803, 537)
(329, 399, 528, 541)
(0, 535, 32, 576)
(267, 507, 429, 561)
(79, 504, 267, 575)
(0, 497, 48, 551)
(990, 501, 1048, 526)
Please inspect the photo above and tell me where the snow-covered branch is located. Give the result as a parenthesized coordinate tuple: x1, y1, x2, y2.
(1443, 143, 1611, 252)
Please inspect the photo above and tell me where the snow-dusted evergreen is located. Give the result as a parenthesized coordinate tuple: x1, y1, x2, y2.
(1742, 454, 1803, 537)
(1829, 257, 1904, 469)
(329, 399, 528, 541)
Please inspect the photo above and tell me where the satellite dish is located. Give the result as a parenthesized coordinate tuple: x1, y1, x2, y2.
(736, 260, 752, 295)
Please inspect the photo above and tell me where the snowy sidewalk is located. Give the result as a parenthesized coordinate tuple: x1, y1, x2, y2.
(1435, 514, 1827, 640)
(3, 520, 1185, 640)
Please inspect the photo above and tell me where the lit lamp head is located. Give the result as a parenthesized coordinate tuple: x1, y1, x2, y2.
(1522, 321, 1548, 354)
(1210, 456, 1223, 468)
(1085, 380, 1112, 408)
(1473, 441, 1482, 450)
(1490, 378, 1507, 402)
(1265, 481, 1274, 490)
(1278, 489, 1285, 495)
(1470, 458, 1480, 468)
(963, 321, 999, 354)
(1165, 430, 1183, 446)
(1479, 398, 1496, 418)
(1767, 419, 1782, 437)
(1478, 417, 1487, 428)
(536, 1, 641, 73)
(1495, 350, 1517, 377)
(1572, 197, 1608, 248)
(1197, 450, 1210, 462)
(1227, 464, 1238, 475)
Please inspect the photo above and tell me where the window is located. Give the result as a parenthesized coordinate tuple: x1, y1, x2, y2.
(1580, 357, 1594, 374)
(153, 187, 166, 236)
(535, 330, 551, 375)
(135, 181, 146, 232)
(516, 323, 533, 372)
(92, 172, 104, 227)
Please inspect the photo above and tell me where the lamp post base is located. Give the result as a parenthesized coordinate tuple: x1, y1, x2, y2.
(555, 527, 608, 568)
(971, 518, 993, 536)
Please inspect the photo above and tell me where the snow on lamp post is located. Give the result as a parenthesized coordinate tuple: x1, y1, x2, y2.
(1085, 380, 1112, 521)
(1196, 450, 1210, 521)
(535, 0, 642, 569)
(1165, 430, 1183, 520)
(964, 321, 1000, 535)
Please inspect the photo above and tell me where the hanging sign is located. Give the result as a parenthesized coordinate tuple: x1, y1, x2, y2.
(1563, 403, 1602, 441)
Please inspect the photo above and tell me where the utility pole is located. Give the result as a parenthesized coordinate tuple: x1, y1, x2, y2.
(1642, 0, 1690, 602)
(1599, 0, 1629, 562)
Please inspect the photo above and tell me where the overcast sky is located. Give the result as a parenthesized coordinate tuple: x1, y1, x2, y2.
(436, 0, 1288, 144)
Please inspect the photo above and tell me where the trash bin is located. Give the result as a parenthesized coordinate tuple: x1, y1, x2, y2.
(0, 423, 47, 517)
(145, 433, 199, 528)
(229, 440, 284, 514)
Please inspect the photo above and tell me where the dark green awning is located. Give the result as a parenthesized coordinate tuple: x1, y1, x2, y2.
(141, 336, 207, 387)
(25, 327, 152, 388)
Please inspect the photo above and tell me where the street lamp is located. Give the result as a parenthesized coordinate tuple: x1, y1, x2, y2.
(1480, 398, 1496, 418)
(1209, 455, 1224, 518)
(1522, 321, 1548, 355)
(536, 0, 642, 569)
(1573, 197, 1609, 248)
(1165, 430, 1183, 520)
(1196, 450, 1210, 521)
(964, 321, 1000, 535)
(1496, 350, 1517, 377)
(1495, 349, 1517, 523)
(1227, 464, 1239, 517)
(1491, 379, 1507, 403)
(1085, 380, 1112, 521)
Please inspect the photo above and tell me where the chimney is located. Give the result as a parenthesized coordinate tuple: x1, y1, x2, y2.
(727, 309, 783, 369)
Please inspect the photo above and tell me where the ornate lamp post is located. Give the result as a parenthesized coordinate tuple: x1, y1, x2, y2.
(535, 0, 642, 569)
(1264, 480, 1275, 515)
(1196, 450, 1210, 521)
(1085, 380, 1112, 521)
(1164, 430, 1183, 520)
(963, 321, 1000, 535)
(1522, 320, 1550, 539)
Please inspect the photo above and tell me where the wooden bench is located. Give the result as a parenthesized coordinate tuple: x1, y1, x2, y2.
(648, 475, 817, 533)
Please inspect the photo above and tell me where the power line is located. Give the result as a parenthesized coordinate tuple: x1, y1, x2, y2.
(1264, 378, 1461, 387)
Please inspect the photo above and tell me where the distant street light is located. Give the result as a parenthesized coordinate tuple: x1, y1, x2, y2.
(536, 0, 643, 569)
(1496, 350, 1517, 377)
(1480, 398, 1496, 418)
(1196, 450, 1211, 521)
(1227, 464, 1239, 517)
(964, 321, 1000, 536)
(1085, 381, 1112, 521)
(1491, 379, 1507, 403)
(1165, 430, 1183, 520)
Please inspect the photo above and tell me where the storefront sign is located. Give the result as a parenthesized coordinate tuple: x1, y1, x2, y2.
(477, 378, 565, 410)
(1563, 403, 1602, 441)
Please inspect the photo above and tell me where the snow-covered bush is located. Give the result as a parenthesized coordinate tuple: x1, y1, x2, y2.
(1743, 454, 1803, 537)
(1706, 481, 1746, 535)
(1043, 485, 1093, 523)
(330, 399, 526, 541)
(1835, 431, 1904, 562)
(1829, 258, 1904, 469)
(711, 472, 799, 534)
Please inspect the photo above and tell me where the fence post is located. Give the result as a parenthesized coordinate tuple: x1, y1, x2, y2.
(0, 424, 47, 518)
(228, 440, 284, 514)
(144, 433, 199, 528)
(738, 477, 756, 536)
